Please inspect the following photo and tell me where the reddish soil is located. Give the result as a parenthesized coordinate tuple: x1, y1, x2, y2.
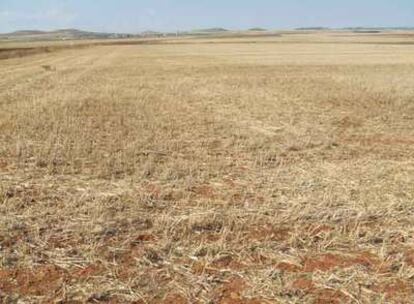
(0, 234, 24, 247)
(302, 252, 380, 272)
(373, 279, 413, 300)
(161, 293, 188, 304)
(113, 247, 145, 280)
(192, 256, 245, 275)
(191, 261, 207, 275)
(212, 255, 245, 270)
(193, 231, 222, 243)
(191, 184, 216, 199)
(223, 177, 237, 188)
(276, 252, 382, 274)
(248, 224, 290, 241)
(313, 289, 348, 304)
(215, 278, 266, 304)
(72, 264, 104, 279)
(0, 265, 67, 297)
(247, 252, 269, 265)
(275, 262, 302, 272)
(335, 116, 363, 130)
(144, 183, 162, 199)
(285, 251, 414, 303)
(230, 192, 265, 205)
(307, 224, 334, 236)
(404, 249, 414, 267)
(47, 234, 80, 248)
(133, 233, 158, 243)
(290, 277, 348, 304)
(230, 193, 246, 204)
(291, 278, 315, 290)
(0, 158, 8, 169)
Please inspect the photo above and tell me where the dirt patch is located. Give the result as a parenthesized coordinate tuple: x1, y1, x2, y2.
(192, 256, 245, 275)
(0, 265, 67, 297)
(192, 261, 207, 275)
(72, 264, 104, 279)
(144, 183, 162, 199)
(0, 158, 8, 169)
(307, 224, 334, 236)
(161, 293, 188, 304)
(193, 232, 222, 243)
(334, 116, 363, 130)
(47, 234, 80, 249)
(404, 249, 414, 267)
(314, 289, 348, 304)
(247, 224, 290, 241)
(142, 183, 183, 202)
(290, 277, 348, 304)
(192, 220, 223, 233)
(303, 252, 380, 272)
(108, 247, 145, 281)
(275, 262, 302, 272)
(191, 184, 216, 199)
(132, 233, 158, 244)
(291, 278, 315, 290)
(212, 255, 245, 270)
(229, 192, 265, 205)
(247, 252, 269, 265)
(214, 277, 266, 304)
(373, 279, 413, 300)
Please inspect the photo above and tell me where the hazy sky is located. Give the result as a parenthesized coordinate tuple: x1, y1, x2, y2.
(1, 0, 413, 33)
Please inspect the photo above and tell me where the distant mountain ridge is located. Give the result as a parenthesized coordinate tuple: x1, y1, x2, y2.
(296, 26, 414, 31)
(1, 27, 413, 42)
(0, 29, 135, 40)
(8, 30, 46, 36)
(248, 28, 267, 31)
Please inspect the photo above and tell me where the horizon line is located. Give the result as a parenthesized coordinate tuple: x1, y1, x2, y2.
(2, 25, 414, 35)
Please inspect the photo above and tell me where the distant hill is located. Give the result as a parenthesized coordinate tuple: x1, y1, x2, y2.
(8, 30, 46, 36)
(295, 27, 330, 31)
(193, 28, 229, 33)
(0, 29, 136, 41)
(342, 27, 414, 31)
(141, 30, 165, 37)
(248, 28, 267, 31)
(0, 27, 234, 41)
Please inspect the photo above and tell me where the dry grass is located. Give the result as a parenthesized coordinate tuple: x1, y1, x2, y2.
(0, 32, 413, 303)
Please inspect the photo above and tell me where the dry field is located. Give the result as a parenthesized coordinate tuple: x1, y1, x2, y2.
(0, 32, 414, 303)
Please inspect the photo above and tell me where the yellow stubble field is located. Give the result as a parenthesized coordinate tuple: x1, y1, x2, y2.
(0, 32, 414, 303)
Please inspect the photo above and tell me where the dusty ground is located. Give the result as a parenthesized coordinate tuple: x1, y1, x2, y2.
(0, 32, 414, 303)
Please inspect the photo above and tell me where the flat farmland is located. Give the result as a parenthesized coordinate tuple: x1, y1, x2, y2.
(0, 33, 414, 303)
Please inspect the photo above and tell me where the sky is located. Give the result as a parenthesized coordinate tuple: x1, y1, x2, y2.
(1, 0, 414, 33)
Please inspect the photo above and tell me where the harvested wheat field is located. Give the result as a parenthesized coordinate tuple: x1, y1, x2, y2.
(0, 32, 414, 303)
